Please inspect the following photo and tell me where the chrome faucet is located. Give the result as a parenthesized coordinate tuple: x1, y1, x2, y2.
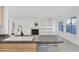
(17, 25, 24, 36)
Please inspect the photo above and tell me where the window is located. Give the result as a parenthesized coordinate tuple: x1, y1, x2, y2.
(66, 16, 77, 34)
(66, 18, 71, 33)
(58, 21, 64, 32)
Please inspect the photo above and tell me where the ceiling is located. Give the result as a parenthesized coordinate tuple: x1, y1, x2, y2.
(8, 6, 79, 18)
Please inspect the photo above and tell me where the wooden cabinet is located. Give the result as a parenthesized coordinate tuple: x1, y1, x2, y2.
(0, 6, 3, 25)
(0, 43, 37, 52)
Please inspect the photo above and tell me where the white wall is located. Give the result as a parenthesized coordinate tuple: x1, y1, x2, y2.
(0, 6, 8, 34)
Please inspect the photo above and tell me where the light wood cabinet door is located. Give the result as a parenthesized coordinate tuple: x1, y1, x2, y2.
(0, 6, 3, 25)
(17, 43, 37, 52)
(0, 43, 17, 51)
(0, 43, 37, 52)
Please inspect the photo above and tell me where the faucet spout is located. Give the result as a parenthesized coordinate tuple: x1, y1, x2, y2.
(17, 25, 24, 36)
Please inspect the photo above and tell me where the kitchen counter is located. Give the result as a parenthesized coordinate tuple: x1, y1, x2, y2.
(0, 35, 64, 44)
(0, 35, 64, 52)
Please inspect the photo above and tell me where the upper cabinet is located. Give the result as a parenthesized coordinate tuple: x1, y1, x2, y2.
(0, 6, 3, 25)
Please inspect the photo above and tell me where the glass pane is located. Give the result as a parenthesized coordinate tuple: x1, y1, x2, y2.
(71, 18, 76, 34)
(58, 21, 64, 32)
(66, 17, 77, 34)
(71, 25, 76, 34)
(66, 18, 71, 33)
(61, 25, 64, 32)
(66, 25, 70, 32)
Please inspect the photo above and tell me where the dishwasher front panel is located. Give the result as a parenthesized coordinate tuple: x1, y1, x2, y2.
(38, 44, 60, 52)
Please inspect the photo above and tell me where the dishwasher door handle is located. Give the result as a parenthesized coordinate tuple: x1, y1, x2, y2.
(39, 44, 58, 47)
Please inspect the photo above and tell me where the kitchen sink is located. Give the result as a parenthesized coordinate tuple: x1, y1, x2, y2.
(14, 35, 33, 37)
(3, 35, 33, 41)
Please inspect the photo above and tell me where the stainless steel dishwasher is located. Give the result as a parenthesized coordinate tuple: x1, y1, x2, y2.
(38, 43, 60, 52)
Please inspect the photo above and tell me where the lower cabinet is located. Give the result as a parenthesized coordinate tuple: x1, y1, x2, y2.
(0, 43, 37, 52)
